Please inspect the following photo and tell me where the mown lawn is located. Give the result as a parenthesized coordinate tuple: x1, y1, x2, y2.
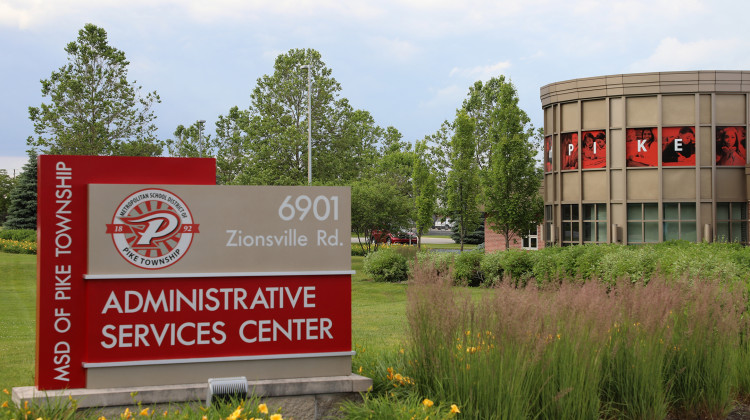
(0, 253, 36, 392)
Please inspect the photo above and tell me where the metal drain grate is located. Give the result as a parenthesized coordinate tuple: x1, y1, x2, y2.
(206, 376, 248, 405)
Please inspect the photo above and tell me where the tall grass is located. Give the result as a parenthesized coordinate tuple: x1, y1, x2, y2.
(404, 260, 750, 419)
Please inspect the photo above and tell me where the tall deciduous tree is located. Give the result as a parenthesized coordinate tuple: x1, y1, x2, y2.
(235, 48, 379, 185)
(463, 76, 532, 171)
(27, 23, 162, 156)
(471, 77, 542, 249)
(374, 126, 413, 196)
(4, 152, 37, 230)
(412, 139, 437, 249)
(166, 123, 211, 158)
(485, 131, 543, 249)
(214, 107, 251, 185)
(446, 111, 481, 251)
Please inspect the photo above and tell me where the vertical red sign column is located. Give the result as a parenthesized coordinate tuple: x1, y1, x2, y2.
(36, 155, 216, 390)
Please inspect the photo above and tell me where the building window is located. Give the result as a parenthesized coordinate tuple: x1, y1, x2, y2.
(561, 204, 579, 246)
(522, 229, 538, 250)
(544, 205, 553, 246)
(583, 204, 607, 243)
(627, 203, 659, 244)
(663, 202, 696, 242)
(716, 202, 747, 243)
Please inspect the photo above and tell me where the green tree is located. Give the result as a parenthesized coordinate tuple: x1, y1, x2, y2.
(4, 152, 38, 230)
(0, 169, 16, 225)
(27, 23, 162, 156)
(467, 77, 542, 249)
(214, 107, 251, 185)
(485, 132, 543, 250)
(166, 123, 212, 158)
(412, 139, 437, 249)
(235, 48, 379, 185)
(463, 76, 532, 171)
(446, 111, 481, 251)
(351, 177, 412, 253)
(373, 127, 413, 196)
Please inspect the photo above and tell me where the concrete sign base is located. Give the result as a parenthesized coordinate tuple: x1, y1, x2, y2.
(13, 374, 372, 420)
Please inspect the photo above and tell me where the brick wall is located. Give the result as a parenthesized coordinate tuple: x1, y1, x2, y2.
(484, 223, 544, 252)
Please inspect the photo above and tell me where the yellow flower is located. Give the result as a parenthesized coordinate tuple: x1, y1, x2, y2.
(422, 398, 434, 407)
(162, 410, 168, 417)
(450, 404, 460, 414)
(226, 406, 242, 420)
(358, 366, 363, 374)
(202, 416, 207, 420)
(98, 416, 107, 420)
(121, 407, 132, 419)
(270, 415, 283, 420)
(139, 407, 150, 416)
(258, 403, 269, 414)
(1, 401, 7, 408)
(2, 389, 8, 395)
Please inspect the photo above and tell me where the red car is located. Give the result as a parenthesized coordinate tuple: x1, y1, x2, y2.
(370, 230, 417, 245)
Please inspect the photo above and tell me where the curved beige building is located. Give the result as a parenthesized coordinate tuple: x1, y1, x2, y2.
(540, 71, 750, 246)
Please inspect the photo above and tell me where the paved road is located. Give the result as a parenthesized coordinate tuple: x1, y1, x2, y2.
(351, 235, 453, 245)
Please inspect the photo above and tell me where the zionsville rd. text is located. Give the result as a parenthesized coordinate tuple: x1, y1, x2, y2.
(52, 161, 73, 382)
(98, 286, 335, 348)
(225, 228, 343, 247)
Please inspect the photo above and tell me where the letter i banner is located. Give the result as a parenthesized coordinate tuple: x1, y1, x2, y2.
(36, 155, 216, 390)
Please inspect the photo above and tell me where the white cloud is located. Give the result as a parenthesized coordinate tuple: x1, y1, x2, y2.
(367, 37, 419, 61)
(629, 37, 750, 72)
(449, 61, 511, 81)
(419, 84, 464, 109)
(0, 156, 28, 175)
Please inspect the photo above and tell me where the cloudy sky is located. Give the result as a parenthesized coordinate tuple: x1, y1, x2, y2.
(2, 0, 750, 174)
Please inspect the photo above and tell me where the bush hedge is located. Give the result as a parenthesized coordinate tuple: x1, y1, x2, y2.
(0, 229, 36, 242)
(361, 242, 750, 287)
(363, 247, 408, 283)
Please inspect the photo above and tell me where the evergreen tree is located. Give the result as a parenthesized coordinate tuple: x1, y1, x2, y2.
(4, 152, 38, 230)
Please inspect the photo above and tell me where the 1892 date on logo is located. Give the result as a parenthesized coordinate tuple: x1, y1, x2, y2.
(106, 188, 199, 269)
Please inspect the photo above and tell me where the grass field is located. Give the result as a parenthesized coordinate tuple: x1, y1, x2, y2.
(0, 253, 36, 392)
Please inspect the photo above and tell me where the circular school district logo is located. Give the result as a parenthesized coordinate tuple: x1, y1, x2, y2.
(107, 188, 199, 270)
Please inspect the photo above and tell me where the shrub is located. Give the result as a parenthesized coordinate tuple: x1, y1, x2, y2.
(415, 251, 454, 278)
(453, 251, 484, 287)
(363, 248, 408, 283)
(480, 251, 504, 285)
(499, 249, 534, 286)
(481, 250, 534, 287)
(0, 228, 36, 242)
